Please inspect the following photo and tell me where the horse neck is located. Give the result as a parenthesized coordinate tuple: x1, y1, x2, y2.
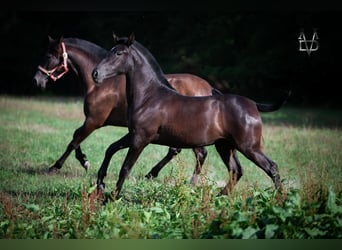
(64, 41, 102, 95)
(125, 68, 154, 109)
(125, 44, 175, 108)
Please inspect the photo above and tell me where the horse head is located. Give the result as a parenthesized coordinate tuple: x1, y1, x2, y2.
(32, 35, 69, 89)
(92, 33, 135, 84)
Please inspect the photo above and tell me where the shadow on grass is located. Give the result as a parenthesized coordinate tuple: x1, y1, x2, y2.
(21, 162, 86, 179)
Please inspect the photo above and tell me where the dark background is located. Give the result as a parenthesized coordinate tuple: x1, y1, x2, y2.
(1, 5, 342, 107)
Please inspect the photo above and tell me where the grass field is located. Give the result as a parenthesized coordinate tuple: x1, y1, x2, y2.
(0, 95, 341, 239)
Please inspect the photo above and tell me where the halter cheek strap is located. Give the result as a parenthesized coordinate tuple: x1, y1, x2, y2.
(38, 42, 69, 82)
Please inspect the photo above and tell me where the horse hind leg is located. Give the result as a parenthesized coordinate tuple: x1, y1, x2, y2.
(144, 146, 207, 185)
(75, 147, 90, 171)
(48, 141, 75, 173)
(48, 120, 96, 173)
(190, 147, 207, 185)
(50, 145, 91, 173)
(145, 147, 181, 179)
(214, 141, 243, 195)
(239, 147, 282, 191)
(230, 149, 243, 187)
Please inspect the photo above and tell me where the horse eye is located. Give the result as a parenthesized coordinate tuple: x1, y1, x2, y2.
(116, 51, 123, 56)
(47, 54, 58, 60)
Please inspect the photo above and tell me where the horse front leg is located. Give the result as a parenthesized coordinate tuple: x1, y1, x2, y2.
(96, 134, 131, 193)
(48, 120, 96, 173)
(111, 143, 146, 200)
(145, 147, 181, 179)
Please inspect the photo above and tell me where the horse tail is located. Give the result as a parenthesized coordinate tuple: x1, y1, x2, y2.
(256, 90, 291, 112)
(212, 87, 223, 96)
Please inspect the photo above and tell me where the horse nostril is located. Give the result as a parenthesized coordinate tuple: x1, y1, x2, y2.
(92, 69, 98, 81)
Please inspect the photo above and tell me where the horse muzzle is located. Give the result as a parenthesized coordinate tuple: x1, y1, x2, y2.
(92, 68, 106, 84)
(32, 75, 47, 89)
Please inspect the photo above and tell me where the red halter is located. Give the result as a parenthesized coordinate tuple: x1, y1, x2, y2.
(38, 42, 69, 81)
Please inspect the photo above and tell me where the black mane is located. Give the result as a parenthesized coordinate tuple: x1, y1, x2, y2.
(64, 38, 108, 58)
(115, 37, 176, 91)
(133, 41, 177, 91)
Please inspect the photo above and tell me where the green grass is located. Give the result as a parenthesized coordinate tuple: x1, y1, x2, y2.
(0, 95, 341, 239)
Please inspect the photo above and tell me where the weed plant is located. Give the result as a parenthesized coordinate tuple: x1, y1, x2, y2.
(0, 96, 341, 238)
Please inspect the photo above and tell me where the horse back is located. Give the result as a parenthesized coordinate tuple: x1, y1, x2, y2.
(165, 73, 213, 96)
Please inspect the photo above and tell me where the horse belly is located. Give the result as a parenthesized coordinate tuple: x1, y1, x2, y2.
(153, 123, 220, 148)
(152, 100, 223, 147)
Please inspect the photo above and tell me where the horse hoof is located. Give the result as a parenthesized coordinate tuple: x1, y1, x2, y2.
(47, 166, 59, 174)
(102, 196, 111, 206)
(83, 161, 90, 171)
(145, 173, 152, 179)
(100, 192, 116, 206)
(218, 188, 230, 197)
(190, 175, 199, 186)
(97, 183, 105, 192)
(145, 172, 158, 179)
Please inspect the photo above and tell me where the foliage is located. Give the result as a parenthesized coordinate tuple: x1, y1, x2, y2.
(0, 96, 341, 238)
(1, 184, 341, 239)
(203, 187, 342, 239)
(1, 11, 342, 106)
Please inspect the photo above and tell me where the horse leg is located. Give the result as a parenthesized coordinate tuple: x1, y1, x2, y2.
(239, 147, 282, 191)
(75, 146, 90, 171)
(145, 147, 181, 179)
(232, 149, 243, 178)
(111, 142, 147, 200)
(190, 147, 208, 185)
(228, 149, 244, 191)
(214, 141, 243, 195)
(96, 134, 130, 193)
(48, 120, 96, 173)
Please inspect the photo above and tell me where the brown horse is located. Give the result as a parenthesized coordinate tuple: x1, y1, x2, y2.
(32, 36, 220, 183)
(92, 34, 289, 199)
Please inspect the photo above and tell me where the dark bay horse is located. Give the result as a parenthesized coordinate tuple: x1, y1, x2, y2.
(32, 36, 220, 183)
(92, 34, 289, 199)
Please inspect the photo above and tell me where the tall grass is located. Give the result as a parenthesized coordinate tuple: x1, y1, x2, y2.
(0, 95, 341, 238)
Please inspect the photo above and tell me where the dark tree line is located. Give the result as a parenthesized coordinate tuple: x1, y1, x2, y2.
(1, 11, 341, 107)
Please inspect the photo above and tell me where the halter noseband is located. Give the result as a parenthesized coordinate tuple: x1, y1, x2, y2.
(38, 42, 69, 81)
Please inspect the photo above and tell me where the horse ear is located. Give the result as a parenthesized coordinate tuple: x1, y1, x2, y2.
(127, 33, 135, 46)
(58, 36, 64, 43)
(48, 35, 54, 43)
(112, 32, 119, 43)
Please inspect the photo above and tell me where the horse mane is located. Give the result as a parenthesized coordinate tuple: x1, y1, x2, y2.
(115, 37, 176, 91)
(132, 41, 176, 91)
(64, 37, 108, 58)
